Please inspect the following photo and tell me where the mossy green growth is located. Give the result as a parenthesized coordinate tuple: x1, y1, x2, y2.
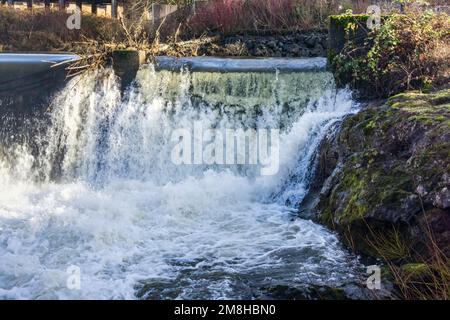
(400, 263, 430, 278)
(388, 89, 450, 107)
(329, 14, 370, 29)
(327, 164, 414, 226)
(388, 89, 450, 124)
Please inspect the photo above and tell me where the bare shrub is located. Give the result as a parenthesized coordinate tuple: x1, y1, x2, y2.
(185, 0, 344, 36)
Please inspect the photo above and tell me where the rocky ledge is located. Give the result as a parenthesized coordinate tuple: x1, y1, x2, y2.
(307, 89, 450, 261)
(155, 30, 328, 58)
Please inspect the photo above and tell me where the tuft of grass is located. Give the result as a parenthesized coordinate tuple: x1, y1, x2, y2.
(366, 226, 411, 261)
(364, 218, 450, 300)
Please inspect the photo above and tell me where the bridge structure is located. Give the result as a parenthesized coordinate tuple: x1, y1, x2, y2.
(0, 1, 210, 23)
(0, 1, 122, 18)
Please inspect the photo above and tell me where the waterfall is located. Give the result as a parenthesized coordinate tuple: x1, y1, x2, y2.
(0, 62, 363, 299)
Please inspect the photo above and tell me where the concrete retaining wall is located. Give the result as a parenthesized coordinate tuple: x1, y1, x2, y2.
(0, 54, 78, 114)
(328, 14, 370, 60)
(154, 56, 327, 73)
(151, 3, 178, 26)
(112, 50, 147, 91)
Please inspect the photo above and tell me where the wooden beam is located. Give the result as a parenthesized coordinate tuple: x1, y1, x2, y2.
(26, 0, 32, 10)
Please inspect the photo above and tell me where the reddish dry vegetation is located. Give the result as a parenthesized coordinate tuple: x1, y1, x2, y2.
(0, 0, 342, 51)
(186, 0, 339, 35)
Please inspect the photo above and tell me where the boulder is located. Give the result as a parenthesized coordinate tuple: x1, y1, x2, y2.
(311, 90, 450, 260)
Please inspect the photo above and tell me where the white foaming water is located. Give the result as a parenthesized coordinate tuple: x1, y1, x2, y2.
(0, 64, 362, 299)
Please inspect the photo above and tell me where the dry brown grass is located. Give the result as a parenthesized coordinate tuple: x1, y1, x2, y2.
(361, 217, 450, 300)
(0, 7, 126, 52)
(386, 233, 450, 299)
(0, 6, 155, 75)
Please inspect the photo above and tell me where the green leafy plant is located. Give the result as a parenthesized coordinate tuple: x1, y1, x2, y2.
(331, 12, 450, 98)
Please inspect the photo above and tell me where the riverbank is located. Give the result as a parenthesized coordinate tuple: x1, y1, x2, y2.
(0, 8, 327, 58)
(303, 11, 449, 299)
(305, 89, 450, 299)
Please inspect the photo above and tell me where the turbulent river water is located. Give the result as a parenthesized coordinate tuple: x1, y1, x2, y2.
(0, 62, 365, 299)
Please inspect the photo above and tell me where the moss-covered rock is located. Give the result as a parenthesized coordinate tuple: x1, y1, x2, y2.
(313, 89, 450, 260)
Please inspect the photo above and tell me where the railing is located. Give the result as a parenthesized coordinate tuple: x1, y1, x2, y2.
(0, 1, 120, 18)
(0, 1, 210, 22)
